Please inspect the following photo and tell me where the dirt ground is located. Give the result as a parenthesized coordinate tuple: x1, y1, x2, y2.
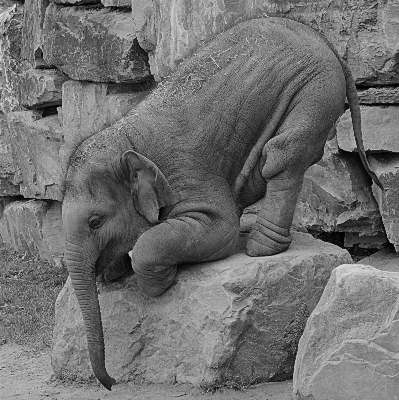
(0, 343, 293, 400)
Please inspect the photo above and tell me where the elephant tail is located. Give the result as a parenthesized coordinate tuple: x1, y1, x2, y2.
(317, 34, 384, 190)
(340, 60, 383, 190)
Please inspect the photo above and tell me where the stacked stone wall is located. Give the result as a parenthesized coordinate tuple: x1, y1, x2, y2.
(0, 0, 398, 262)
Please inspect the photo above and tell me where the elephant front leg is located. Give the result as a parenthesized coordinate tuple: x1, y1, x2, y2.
(131, 208, 239, 296)
(246, 171, 303, 257)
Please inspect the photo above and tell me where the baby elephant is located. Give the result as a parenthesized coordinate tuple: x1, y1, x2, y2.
(62, 17, 381, 389)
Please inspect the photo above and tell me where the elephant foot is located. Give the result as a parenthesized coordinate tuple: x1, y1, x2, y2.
(246, 220, 292, 257)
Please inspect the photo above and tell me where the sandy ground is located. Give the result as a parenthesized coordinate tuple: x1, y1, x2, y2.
(0, 343, 293, 400)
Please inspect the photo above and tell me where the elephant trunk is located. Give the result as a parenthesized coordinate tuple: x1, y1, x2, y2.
(65, 244, 116, 390)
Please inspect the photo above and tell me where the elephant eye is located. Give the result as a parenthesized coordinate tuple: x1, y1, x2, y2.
(88, 215, 104, 230)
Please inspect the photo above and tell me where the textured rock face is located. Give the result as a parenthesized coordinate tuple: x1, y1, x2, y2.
(0, 4, 23, 114)
(52, 232, 351, 386)
(359, 248, 399, 273)
(357, 87, 399, 104)
(293, 264, 399, 400)
(132, 0, 399, 82)
(41, 201, 64, 266)
(102, 0, 131, 7)
(17, 69, 68, 109)
(59, 80, 152, 171)
(6, 111, 63, 201)
(293, 140, 384, 237)
(43, 4, 151, 83)
(0, 199, 63, 262)
(337, 106, 399, 153)
(21, 0, 50, 69)
(0, 115, 19, 196)
(370, 154, 399, 251)
(54, 0, 101, 4)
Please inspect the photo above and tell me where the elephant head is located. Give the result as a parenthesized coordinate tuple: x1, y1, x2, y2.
(62, 143, 175, 389)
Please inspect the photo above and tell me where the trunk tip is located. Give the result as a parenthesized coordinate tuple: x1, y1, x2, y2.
(98, 374, 116, 391)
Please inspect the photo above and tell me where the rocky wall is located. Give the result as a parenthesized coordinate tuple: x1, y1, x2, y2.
(0, 0, 397, 261)
(0, 0, 396, 390)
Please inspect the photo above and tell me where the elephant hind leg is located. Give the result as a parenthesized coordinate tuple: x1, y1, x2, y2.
(246, 170, 303, 256)
(246, 113, 331, 256)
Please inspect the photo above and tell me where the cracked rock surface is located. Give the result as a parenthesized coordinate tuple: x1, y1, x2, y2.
(293, 263, 399, 400)
(52, 232, 351, 386)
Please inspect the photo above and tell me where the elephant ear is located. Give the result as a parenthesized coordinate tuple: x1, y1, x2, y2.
(121, 150, 175, 224)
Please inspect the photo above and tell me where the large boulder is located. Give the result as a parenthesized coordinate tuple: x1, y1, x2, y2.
(293, 264, 399, 400)
(132, 0, 399, 82)
(52, 232, 351, 386)
(42, 4, 151, 83)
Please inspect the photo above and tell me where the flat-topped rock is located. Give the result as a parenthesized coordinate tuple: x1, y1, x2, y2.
(43, 4, 150, 83)
(293, 264, 399, 400)
(52, 232, 351, 386)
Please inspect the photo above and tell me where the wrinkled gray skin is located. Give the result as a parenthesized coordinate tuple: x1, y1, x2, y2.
(62, 18, 381, 390)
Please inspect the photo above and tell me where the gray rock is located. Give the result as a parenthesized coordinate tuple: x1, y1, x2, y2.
(293, 139, 384, 237)
(337, 106, 399, 153)
(6, 111, 63, 201)
(59, 79, 152, 171)
(42, 4, 150, 83)
(0, 4, 24, 114)
(357, 248, 399, 272)
(102, 0, 131, 7)
(293, 264, 399, 400)
(53, 0, 101, 4)
(370, 154, 399, 251)
(343, 232, 387, 249)
(132, 0, 399, 82)
(52, 232, 351, 386)
(0, 199, 61, 262)
(357, 87, 399, 105)
(21, 0, 51, 69)
(0, 115, 19, 196)
(41, 201, 64, 266)
(17, 69, 68, 108)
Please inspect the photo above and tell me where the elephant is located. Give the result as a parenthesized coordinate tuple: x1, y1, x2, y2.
(62, 17, 382, 390)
